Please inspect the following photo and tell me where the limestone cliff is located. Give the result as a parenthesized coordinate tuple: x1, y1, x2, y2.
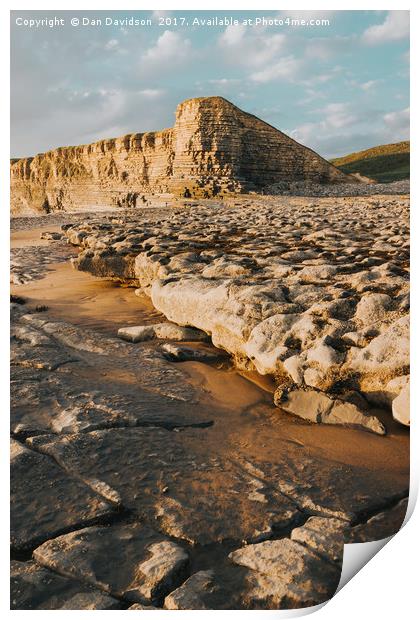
(11, 96, 352, 214)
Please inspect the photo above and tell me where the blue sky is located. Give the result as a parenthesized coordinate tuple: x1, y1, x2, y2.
(10, 10, 409, 159)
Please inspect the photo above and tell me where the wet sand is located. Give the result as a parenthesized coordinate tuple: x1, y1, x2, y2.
(11, 226, 63, 248)
(181, 360, 408, 473)
(11, 261, 164, 335)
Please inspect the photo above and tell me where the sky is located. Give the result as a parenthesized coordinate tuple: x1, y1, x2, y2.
(10, 10, 409, 159)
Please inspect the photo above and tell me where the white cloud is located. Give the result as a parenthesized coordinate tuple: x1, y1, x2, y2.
(290, 121, 318, 145)
(321, 102, 357, 128)
(297, 88, 327, 106)
(250, 56, 302, 83)
(105, 39, 119, 51)
(360, 79, 383, 91)
(291, 102, 360, 150)
(312, 74, 332, 84)
(299, 73, 334, 88)
(383, 107, 410, 132)
(219, 24, 286, 68)
(280, 10, 336, 21)
(362, 11, 409, 45)
(151, 10, 171, 20)
(220, 23, 246, 47)
(143, 30, 191, 65)
(207, 78, 241, 87)
(290, 103, 409, 158)
(293, 103, 356, 143)
(305, 35, 354, 60)
(137, 89, 165, 98)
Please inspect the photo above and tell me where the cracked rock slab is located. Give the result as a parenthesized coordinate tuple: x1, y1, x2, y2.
(28, 428, 300, 546)
(11, 312, 211, 437)
(165, 570, 225, 610)
(11, 561, 124, 610)
(33, 523, 189, 604)
(229, 538, 341, 608)
(347, 498, 409, 543)
(11, 365, 210, 436)
(238, 452, 408, 526)
(11, 335, 77, 371)
(10, 439, 115, 551)
(27, 425, 408, 541)
(19, 314, 198, 403)
(164, 570, 215, 610)
(164, 567, 249, 610)
(290, 517, 349, 566)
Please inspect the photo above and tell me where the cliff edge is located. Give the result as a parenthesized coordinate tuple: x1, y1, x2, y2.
(11, 96, 352, 214)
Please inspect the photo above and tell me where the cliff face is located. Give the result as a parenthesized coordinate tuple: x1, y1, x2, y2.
(11, 96, 351, 214)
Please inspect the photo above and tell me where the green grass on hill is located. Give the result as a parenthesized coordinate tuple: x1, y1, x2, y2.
(331, 141, 410, 183)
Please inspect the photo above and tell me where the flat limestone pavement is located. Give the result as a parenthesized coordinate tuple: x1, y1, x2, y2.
(10, 439, 116, 552)
(11, 561, 124, 610)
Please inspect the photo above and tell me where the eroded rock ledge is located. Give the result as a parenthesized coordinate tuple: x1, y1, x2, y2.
(64, 195, 410, 430)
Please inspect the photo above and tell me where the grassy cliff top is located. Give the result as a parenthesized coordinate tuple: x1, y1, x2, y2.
(331, 141, 409, 183)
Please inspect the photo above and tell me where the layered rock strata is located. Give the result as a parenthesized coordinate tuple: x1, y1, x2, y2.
(11, 97, 352, 214)
(65, 195, 410, 426)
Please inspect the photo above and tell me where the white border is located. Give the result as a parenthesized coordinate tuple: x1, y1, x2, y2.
(2, 2, 417, 619)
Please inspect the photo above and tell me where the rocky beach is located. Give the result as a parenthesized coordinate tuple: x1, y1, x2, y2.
(11, 189, 409, 610)
(10, 97, 409, 610)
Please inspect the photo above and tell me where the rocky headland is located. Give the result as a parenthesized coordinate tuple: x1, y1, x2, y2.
(11, 96, 354, 215)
